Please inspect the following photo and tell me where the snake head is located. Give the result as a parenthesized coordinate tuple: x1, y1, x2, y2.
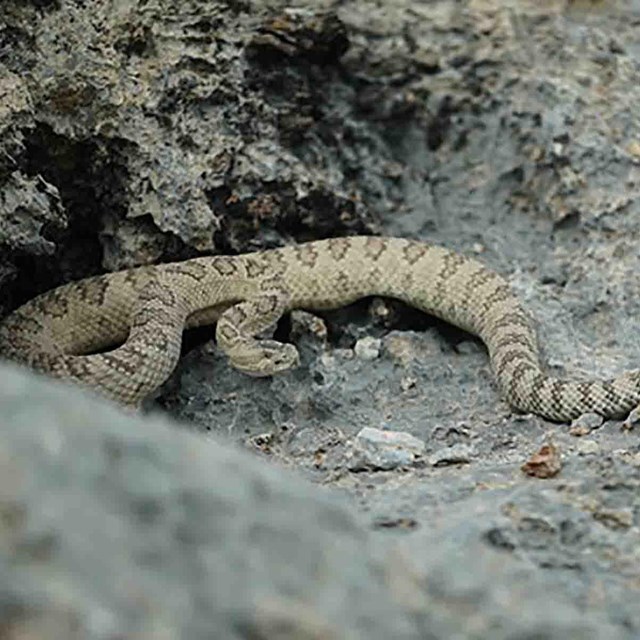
(228, 340, 300, 377)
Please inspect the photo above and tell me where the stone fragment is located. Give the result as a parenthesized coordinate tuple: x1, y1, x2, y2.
(428, 443, 474, 467)
(348, 426, 425, 471)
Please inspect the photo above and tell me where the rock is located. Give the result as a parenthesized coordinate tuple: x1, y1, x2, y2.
(348, 425, 425, 470)
(622, 406, 640, 431)
(354, 336, 382, 361)
(570, 412, 604, 436)
(575, 439, 601, 456)
(0, 363, 401, 638)
(428, 443, 474, 467)
(521, 443, 562, 479)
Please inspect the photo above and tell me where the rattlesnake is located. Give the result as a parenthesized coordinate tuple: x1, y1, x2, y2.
(0, 236, 638, 421)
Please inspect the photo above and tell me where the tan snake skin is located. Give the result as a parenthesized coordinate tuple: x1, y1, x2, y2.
(1, 236, 638, 421)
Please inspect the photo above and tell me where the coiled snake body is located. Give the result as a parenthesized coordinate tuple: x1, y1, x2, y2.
(1, 236, 638, 421)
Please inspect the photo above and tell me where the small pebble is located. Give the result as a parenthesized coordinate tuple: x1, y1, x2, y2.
(521, 443, 561, 479)
(354, 337, 381, 361)
(576, 439, 600, 455)
(290, 310, 328, 341)
(455, 340, 482, 355)
(348, 426, 425, 471)
(623, 406, 640, 430)
(569, 412, 603, 436)
(384, 333, 418, 367)
(593, 508, 633, 531)
(428, 444, 473, 467)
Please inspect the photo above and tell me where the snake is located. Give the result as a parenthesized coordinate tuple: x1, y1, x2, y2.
(0, 236, 638, 421)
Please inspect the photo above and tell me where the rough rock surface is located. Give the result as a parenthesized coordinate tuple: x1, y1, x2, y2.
(2, 0, 640, 637)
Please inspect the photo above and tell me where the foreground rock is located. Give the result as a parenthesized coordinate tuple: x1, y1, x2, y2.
(0, 363, 628, 639)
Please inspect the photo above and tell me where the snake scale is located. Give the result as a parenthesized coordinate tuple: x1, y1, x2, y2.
(1, 236, 639, 421)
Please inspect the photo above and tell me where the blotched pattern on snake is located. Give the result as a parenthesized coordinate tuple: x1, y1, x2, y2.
(1, 236, 638, 421)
